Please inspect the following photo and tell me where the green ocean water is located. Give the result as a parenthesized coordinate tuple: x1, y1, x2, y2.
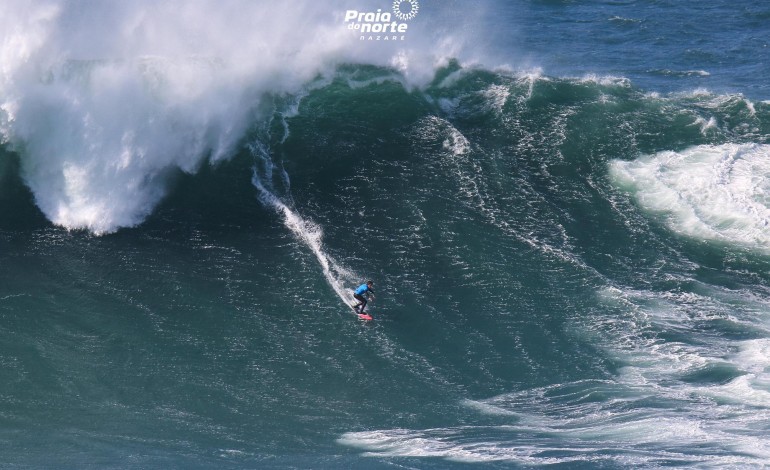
(3, 1, 770, 467)
(2, 62, 770, 467)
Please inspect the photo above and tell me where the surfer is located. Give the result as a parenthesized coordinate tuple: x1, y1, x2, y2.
(353, 280, 375, 314)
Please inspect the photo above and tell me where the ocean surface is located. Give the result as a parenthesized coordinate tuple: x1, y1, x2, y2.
(2, 1, 770, 468)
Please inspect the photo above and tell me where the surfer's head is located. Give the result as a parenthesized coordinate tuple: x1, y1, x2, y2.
(367, 280, 373, 286)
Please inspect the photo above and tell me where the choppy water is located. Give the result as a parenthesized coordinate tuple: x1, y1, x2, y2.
(2, 1, 770, 468)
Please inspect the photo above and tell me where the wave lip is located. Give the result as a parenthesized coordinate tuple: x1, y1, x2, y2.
(609, 143, 770, 253)
(1, 0, 479, 234)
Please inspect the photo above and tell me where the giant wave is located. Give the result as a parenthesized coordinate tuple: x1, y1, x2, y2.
(2, 2, 770, 468)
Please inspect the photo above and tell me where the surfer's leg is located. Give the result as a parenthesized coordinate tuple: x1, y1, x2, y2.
(353, 294, 366, 312)
(355, 295, 367, 313)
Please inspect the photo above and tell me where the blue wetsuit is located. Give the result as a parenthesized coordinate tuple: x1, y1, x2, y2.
(353, 283, 374, 313)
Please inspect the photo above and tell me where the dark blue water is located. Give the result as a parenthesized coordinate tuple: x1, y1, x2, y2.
(490, 1, 770, 97)
(1, 1, 770, 468)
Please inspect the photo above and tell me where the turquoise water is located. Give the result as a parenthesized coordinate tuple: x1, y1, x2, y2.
(2, 1, 770, 468)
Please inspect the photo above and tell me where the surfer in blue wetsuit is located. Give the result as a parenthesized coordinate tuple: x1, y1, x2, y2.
(353, 280, 375, 314)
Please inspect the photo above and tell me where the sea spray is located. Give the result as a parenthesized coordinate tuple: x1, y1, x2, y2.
(249, 139, 358, 308)
(609, 143, 770, 252)
(0, 0, 469, 234)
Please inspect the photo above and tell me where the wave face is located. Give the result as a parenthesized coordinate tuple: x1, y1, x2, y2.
(2, 1, 770, 469)
(318, 65, 770, 467)
(0, 0, 463, 233)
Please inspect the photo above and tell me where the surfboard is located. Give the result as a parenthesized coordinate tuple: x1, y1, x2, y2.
(351, 303, 372, 321)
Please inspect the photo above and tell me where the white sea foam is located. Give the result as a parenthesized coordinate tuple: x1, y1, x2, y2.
(0, 0, 476, 233)
(442, 126, 471, 156)
(249, 141, 358, 308)
(480, 84, 510, 113)
(339, 416, 770, 465)
(575, 74, 631, 88)
(609, 143, 770, 253)
(746, 99, 756, 116)
(591, 284, 770, 427)
(514, 68, 543, 101)
(691, 115, 718, 135)
(733, 338, 770, 373)
(340, 283, 770, 465)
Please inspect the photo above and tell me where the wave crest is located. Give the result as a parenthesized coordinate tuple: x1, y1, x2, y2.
(610, 143, 770, 252)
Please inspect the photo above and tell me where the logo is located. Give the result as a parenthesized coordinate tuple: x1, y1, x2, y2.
(343, 0, 419, 41)
(392, 0, 419, 21)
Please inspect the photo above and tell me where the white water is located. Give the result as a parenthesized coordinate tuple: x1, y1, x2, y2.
(339, 281, 770, 466)
(0, 0, 472, 234)
(610, 143, 770, 253)
(249, 142, 358, 309)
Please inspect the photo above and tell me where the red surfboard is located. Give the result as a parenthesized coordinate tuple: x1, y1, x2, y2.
(351, 303, 373, 321)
